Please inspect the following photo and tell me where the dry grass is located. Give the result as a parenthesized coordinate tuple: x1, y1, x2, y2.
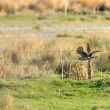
(70, 1, 82, 13)
(72, 61, 88, 80)
(0, 38, 44, 78)
(0, 0, 110, 16)
(0, 36, 109, 79)
(95, 51, 110, 72)
(15, 38, 44, 52)
(80, 0, 110, 14)
(35, 2, 46, 13)
(0, 94, 14, 110)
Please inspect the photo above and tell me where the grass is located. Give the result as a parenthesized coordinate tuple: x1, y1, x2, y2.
(1, 11, 110, 41)
(0, 11, 110, 110)
(0, 36, 109, 79)
(1, 11, 110, 26)
(0, 78, 110, 110)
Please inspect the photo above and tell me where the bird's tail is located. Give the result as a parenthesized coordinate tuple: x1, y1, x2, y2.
(78, 56, 97, 61)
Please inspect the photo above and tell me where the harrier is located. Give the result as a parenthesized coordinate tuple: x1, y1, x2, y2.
(77, 47, 100, 60)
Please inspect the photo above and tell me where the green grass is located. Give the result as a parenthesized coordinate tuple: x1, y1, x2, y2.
(0, 12, 110, 44)
(0, 11, 110, 110)
(1, 11, 110, 40)
(1, 11, 110, 26)
(0, 78, 110, 110)
(0, 14, 37, 25)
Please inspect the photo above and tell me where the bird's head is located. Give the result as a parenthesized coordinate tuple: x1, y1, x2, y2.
(77, 47, 84, 54)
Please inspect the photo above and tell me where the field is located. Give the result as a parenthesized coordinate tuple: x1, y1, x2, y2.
(0, 31, 110, 110)
(0, 1, 110, 109)
(0, 78, 110, 110)
(1, 11, 110, 39)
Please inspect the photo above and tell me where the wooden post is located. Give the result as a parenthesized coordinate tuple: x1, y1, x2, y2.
(60, 46, 64, 79)
(61, 60, 64, 79)
(69, 63, 72, 78)
(88, 59, 92, 80)
(100, 68, 102, 79)
(87, 43, 92, 80)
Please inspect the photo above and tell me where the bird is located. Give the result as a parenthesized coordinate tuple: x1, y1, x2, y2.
(77, 47, 100, 61)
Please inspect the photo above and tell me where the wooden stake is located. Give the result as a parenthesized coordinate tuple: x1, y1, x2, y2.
(88, 60, 92, 80)
(87, 43, 92, 80)
(61, 60, 64, 79)
(60, 46, 64, 79)
(69, 63, 72, 78)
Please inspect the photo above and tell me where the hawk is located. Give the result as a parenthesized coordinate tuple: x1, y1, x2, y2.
(77, 47, 100, 61)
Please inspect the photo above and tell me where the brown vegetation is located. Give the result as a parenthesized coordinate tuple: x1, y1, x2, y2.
(0, 94, 14, 110)
(0, 0, 110, 16)
(35, 2, 46, 13)
(0, 36, 109, 79)
(72, 61, 87, 80)
(70, 0, 82, 13)
(81, 0, 110, 14)
(15, 39, 43, 52)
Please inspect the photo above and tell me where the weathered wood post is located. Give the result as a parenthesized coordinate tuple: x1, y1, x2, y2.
(87, 43, 92, 80)
(69, 62, 72, 78)
(61, 60, 64, 79)
(60, 46, 64, 79)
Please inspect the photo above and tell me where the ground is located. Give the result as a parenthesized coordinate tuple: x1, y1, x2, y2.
(1, 11, 110, 39)
(0, 78, 110, 110)
(0, 11, 110, 110)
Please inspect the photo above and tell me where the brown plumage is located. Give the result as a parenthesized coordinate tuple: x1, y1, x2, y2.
(77, 46, 100, 60)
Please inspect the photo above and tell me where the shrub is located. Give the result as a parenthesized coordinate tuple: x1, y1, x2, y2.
(30, 53, 57, 71)
(35, 2, 46, 13)
(95, 51, 110, 72)
(70, 0, 82, 13)
(11, 51, 19, 65)
(56, 61, 88, 80)
(71, 61, 88, 80)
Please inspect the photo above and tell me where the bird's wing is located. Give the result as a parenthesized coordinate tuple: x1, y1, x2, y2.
(78, 51, 88, 58)
(88, 51, 100, 57)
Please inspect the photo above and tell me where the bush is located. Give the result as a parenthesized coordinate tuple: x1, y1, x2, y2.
(56, 61, 88, 80)
(95, 52, 110, 72)
(30, 53, 57, 71)
(11, 51, 19, 65)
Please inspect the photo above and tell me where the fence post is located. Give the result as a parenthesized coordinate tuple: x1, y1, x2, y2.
(87, 43, 92, 80)
(100, 69, 102, 79)
(61, 60, 64, 79)
(60, 46, 64, 79)
(69, 63, 72, 78)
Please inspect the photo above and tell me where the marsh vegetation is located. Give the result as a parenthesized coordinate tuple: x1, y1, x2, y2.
(0, 0, 110, 110)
